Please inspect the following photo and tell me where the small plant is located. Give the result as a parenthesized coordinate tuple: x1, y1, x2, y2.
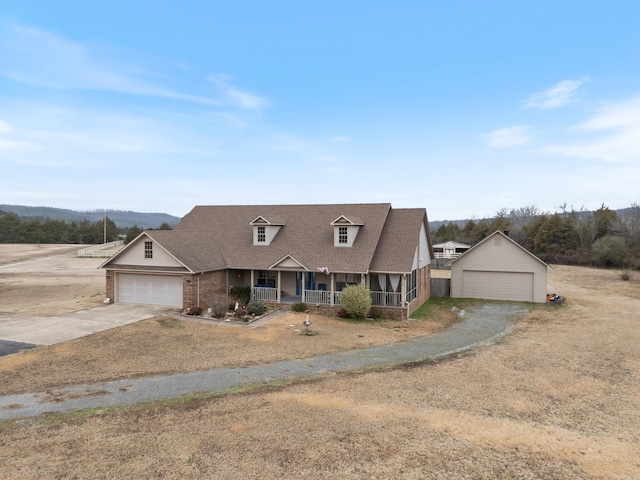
(337, 307, 349, 318)
(246, 300, 265, 316)
(340, 284, 372, 319)
(185, 306, 202, 316)
(209, 293, 233, 318)
(292, 302, 307, 312)
(620, 271, 630, 281)
(230, 285, 251, 306)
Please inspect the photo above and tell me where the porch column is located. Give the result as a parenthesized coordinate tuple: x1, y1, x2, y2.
(330, 273, 335, 306)
(250, 270, 255, 300)
(402, 275, 407, 320)
(301, 272, 306, 303)
(277, 271, 281, 303)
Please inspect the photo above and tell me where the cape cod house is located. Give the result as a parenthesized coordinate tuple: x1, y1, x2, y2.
(100, 203, 434, 319)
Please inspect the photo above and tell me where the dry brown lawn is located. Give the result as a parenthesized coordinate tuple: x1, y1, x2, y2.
(1, 246, 640, 479)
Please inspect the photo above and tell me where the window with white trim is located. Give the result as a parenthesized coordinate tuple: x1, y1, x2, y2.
(144, 241, 153, 259)
(257, 226, 266, 243)
(338, 226, 348, 244)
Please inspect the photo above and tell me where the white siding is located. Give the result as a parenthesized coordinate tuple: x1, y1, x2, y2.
(111, 236, 182, 268)
(419, 223, 431, 267)
(116, 273, 183, 307)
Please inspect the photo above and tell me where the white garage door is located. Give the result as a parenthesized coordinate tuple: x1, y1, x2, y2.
(116, 273, 183, 307)
(462, 270, 534, 302)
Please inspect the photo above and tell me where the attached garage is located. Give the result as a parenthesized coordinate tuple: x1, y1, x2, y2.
(116, 273, 183, 307)
(450, 231, 549, 304)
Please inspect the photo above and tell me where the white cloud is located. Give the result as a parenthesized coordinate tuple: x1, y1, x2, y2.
(524, 78, 587, 109)
(483, 125, 532, 148)
(208, 74, 269, 111)
(0, 20, 219, 106)
(0, 119, 11, 134)
(539, 96, 640, 162)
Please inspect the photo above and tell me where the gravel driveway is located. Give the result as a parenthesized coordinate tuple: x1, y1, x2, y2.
(0, 303, 527, 420)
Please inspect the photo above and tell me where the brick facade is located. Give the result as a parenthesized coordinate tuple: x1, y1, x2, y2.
(183, 270, 228, 310)
(407, 264, 431, 318)
(105, 270, 115, 303)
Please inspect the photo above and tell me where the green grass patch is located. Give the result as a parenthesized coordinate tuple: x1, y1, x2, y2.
(411, 297, 480, 319)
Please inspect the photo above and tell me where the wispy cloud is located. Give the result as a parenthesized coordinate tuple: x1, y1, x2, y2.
(207, 74, 269, 111)
(524, 78, 587, 109)
(0, 20, 219, 106)
(539, 96, 640, 162)
(483, 125, 532, 148)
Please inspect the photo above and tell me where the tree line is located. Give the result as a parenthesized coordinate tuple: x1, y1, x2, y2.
(0, 211, 171, 244)
(431, 203, 640, 269)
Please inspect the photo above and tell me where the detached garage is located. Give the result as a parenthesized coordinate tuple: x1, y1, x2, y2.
(450, 231, 549, 303)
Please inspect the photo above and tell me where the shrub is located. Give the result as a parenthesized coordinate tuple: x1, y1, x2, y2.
(209, 293, 233, 318)
(337, 308, 349, 318)
(340, 284, 372, 319)
(292, 302, 307, 312)
(620, 271, 630, 281)
(246, 300, 265, 316)
(230, 285, 251, 306)
(592, 235, 630, 268)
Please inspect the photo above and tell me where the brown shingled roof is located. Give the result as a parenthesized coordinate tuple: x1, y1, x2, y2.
(369, 208, 431, 273)
(109, 203, 432, 275)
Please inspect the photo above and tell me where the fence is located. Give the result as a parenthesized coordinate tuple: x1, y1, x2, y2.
(77, 240, 124, 258)
(430, 278, 451, 298)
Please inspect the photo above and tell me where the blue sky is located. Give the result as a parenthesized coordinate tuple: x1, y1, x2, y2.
(1, 1, 639, 221)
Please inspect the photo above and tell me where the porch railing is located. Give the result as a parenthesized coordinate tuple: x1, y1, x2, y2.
(370, 291, 402, 306)
(251, 286, 403, 308)
(434, 252, 462, 259)
(253, 286, 277, 302)
(303, 290, 343, 306)
(304, 289, 331, 305)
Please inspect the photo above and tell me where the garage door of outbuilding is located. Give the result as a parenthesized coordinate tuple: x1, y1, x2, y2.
(462, 270, 534, 302)
(116, 273, 183, 307)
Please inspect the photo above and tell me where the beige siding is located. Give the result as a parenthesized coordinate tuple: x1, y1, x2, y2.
(111, 236, 183, 268)
(451, 233, 547, 303)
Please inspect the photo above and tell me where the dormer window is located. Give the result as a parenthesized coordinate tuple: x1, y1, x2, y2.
(257, 226, 266, 243)
(331, 215, 364, 247)
(251, 215, 285, 246)
(338, 226, 348, 244)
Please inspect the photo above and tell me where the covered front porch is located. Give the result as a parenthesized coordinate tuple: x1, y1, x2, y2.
(228, 269, 408, 308)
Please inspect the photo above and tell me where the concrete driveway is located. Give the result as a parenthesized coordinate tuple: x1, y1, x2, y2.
(0, 303, 171, 348)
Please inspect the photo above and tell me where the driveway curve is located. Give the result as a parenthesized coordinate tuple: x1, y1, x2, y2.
(0, 303, 528, 421)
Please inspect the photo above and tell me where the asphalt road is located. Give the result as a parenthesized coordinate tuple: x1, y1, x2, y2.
(0, 339, 37, 357)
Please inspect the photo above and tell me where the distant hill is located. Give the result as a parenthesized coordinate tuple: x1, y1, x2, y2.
(0, 205, 181, 230)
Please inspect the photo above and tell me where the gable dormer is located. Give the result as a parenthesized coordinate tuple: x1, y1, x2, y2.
(330, 215, 363, 247)
(250, 215, 285, 246)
